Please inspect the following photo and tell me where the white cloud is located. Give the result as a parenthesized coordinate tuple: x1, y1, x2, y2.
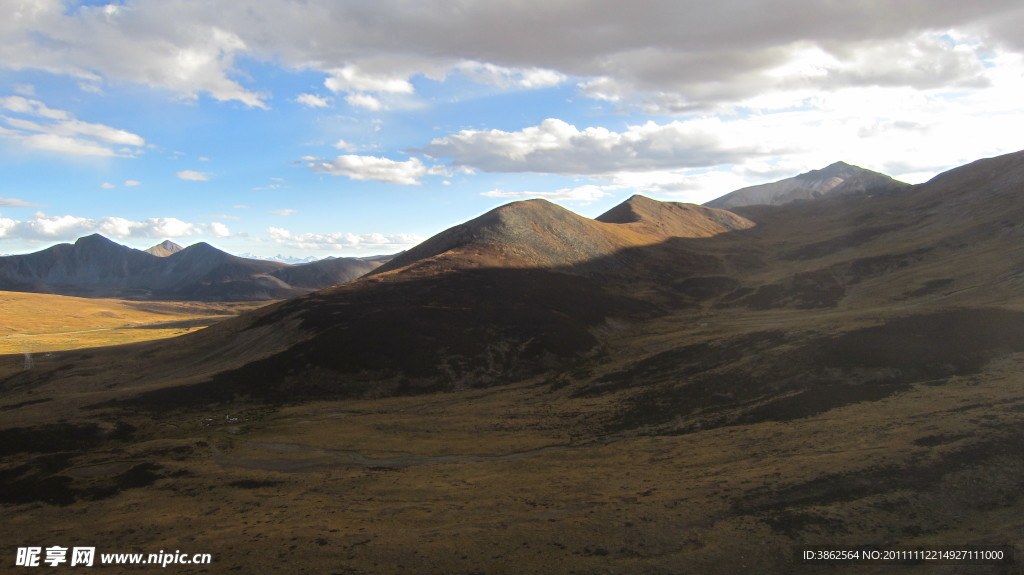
(418, 118, 772, 175)
(0, 96, 145, 157)
(325, 65, 415, 95)
(308, 154, 442, 185)
(269, 226, 423, 252)
(208, 221, 231, 237)
(297, 93, 331, 108)
(21, 212, 95, 239)
(271, 209, 297, 216)
(0, 96, 68, 120)
(20, 133, 121, 157)
(176, 170, 210, 181)
(146, 217, 198, 238)
(344, 93, 384, 111)
(124, 180, 141, 186)
(96, 216, 137, 238)
(454, 61, 567, 89)
(0, 4, 266, 108)
(0, 214, 16, 237)
(0, 211, 236, 241)
(100, 182, 115, 189)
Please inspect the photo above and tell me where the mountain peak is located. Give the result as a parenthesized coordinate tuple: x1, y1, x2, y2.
(172, 242, 228, 259)
(705, 162, 908, 209)
(596, 194, 664, 224)
(74, 233, 117, 246)
(145, 239, 183, 257)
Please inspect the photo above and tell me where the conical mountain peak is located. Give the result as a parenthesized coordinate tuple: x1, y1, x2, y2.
(146, 240, 184, 257)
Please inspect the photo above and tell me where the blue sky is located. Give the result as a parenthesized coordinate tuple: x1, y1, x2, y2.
(2, 1, 1024, 258)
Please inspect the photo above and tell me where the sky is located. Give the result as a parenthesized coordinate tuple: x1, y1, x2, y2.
(1, 1, 1023, 258)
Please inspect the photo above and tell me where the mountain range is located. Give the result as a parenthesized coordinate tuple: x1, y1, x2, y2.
(4, 152, 1024, 573)
(0, 236, 389, 300)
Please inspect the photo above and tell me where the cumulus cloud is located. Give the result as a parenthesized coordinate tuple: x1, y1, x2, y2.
(209, 221, 231, 238)
(418, 118, 772, 175)
(0, 96, 145, 157)
(268, 227, 423, 252)
(308, 154, 444, 185)
(100, 182, 116, 189)
(0, 211, 228, 241)
(124, 180, 141, 186)
(176, 170, 210, 181)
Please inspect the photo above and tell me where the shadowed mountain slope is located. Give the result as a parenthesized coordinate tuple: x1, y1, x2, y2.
(267, 256, 383, 289)
(705, 161, 909, 209)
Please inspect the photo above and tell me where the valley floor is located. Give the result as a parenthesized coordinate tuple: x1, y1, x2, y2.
(2, 307, 1023, 574)
(0, 291, 270, 354)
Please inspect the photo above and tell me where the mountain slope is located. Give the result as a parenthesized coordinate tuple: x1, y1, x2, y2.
(0, 237, 387, 300)
(373, 196, 753, 276)
(705, 161, 909, 209)
(0, 234, 161, 296)
(269, 257, 385, 289)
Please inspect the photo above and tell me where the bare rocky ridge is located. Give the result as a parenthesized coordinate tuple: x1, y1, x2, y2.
(705, 161, 909, 209)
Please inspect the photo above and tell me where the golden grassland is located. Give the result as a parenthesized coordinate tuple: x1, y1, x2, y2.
(0, 291, 271, 354)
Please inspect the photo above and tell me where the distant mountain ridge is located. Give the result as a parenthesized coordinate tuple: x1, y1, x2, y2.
(0, 235, 391, 300)
(705, 161, 909, 209)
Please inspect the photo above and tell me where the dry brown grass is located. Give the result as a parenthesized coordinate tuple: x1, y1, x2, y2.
(0, 291, 270, 353)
